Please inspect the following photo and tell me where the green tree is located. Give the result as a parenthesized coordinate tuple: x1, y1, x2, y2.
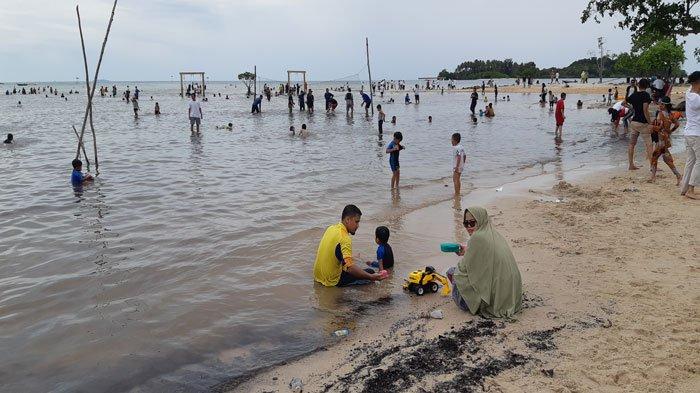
(238, 72, 255, 95)
(581, 0, 700, 56)
(636, 39, 686, 77)
(613, 52, 641, 75)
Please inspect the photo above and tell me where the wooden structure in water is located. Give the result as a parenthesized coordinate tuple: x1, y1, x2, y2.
(180, 72, 206, 97)
(287, 70, 307, 92)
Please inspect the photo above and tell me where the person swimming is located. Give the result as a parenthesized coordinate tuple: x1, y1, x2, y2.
(3, 133, 13, 144)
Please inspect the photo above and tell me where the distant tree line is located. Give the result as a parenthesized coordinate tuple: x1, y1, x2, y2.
(437, 54, 686, 81)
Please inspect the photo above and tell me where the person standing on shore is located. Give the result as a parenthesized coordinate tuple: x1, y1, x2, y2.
(554, 93, 566, 140)
(324, 88, 333, 112)
(470, 87, 478, 116)
(649, 97, 682, 184)
(680, 71, 700, 199)
(626, 79, 653, 170)
(313, 205, 385, 287)
(188, 94, 203, 134)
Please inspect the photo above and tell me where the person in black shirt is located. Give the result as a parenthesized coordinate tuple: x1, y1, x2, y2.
(626, 78, 653, 170)
(306, 89, 314, 114)
(324, 88, 333, 112)
(470, 87, 478, 115)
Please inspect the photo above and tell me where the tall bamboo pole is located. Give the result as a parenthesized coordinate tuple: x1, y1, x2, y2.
(75, 0, 118, 168)
(366, 37, 374, 116)
(76, 5, 99, 173)
(73, 125, 90, 168)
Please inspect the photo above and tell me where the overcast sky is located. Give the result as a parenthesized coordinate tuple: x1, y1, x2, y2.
(1, 0, 698, 82)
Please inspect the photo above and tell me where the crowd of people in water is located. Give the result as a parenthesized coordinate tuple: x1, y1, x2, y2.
(5, 69, 699, 318)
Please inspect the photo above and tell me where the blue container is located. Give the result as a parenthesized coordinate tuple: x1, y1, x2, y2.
(440, 243, 461, 253)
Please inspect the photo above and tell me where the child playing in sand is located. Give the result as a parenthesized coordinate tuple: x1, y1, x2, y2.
(366, 226, 395, 271)
(71, 159, 93, 185)
(386, 132, 404, 189)
(452, 133, 467, 194)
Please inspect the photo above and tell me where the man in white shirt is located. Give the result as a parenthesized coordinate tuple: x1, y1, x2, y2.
(451, 132, 467, 195)
(681, 71, 700, 199)
(188, 94, 203, 134)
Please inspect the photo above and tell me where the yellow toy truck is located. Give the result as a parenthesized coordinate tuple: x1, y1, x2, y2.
(403, 266, 451, 296)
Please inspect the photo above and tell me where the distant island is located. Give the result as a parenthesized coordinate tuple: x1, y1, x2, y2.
(438, 57, 636, 80)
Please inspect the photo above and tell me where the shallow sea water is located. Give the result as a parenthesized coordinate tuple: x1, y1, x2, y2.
(0, 79, 665, 391)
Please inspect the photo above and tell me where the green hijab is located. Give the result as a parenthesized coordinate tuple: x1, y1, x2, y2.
(453, 206, 522, 318)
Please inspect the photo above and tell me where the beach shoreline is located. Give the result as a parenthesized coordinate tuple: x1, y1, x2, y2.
(225, 158, 699, 393)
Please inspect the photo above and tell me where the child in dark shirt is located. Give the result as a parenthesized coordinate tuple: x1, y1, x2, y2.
(367, 226, 395, 271)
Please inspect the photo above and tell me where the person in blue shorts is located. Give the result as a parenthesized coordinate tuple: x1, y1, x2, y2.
(386, 131, 404, 189)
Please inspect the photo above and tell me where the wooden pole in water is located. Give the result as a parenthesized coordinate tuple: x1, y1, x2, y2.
(366, 37, 374, 116)
(73, 125, 90, 168)
(253, 65, 257, 98)
(76, 5, 99, 173)
(75, 0, 118, 168)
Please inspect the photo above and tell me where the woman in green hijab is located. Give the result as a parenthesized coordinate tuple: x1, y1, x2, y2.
(446, 207, 523, 318)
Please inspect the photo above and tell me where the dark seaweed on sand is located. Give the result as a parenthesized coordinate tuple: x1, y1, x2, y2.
(324, 320, 531, 393)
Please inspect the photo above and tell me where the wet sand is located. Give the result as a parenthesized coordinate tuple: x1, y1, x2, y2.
(226, 160, 699, 393)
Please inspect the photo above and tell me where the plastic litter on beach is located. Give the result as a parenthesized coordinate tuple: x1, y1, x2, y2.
(495, 186, 504, 192)
(429, 309, 444, 319)
(333, 329, 350, 337)
(289, 377, 303, 392)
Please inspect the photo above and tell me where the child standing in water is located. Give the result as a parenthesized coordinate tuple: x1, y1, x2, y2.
(71, 159, 93, 185)
(451, 133, 467, 195)
(377, 104, 385, 134)
(555, 92, 566, 140)
(386, 132, 404, 189)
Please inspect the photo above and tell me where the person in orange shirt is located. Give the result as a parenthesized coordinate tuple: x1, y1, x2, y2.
(650, 97, 682, 184)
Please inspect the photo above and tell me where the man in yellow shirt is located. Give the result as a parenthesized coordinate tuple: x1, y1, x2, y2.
(313, 205, 385, 286)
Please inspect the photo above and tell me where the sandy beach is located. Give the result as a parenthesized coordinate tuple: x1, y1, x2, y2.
(436, 82, 689, 102)
(225, 161, 699, 393)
